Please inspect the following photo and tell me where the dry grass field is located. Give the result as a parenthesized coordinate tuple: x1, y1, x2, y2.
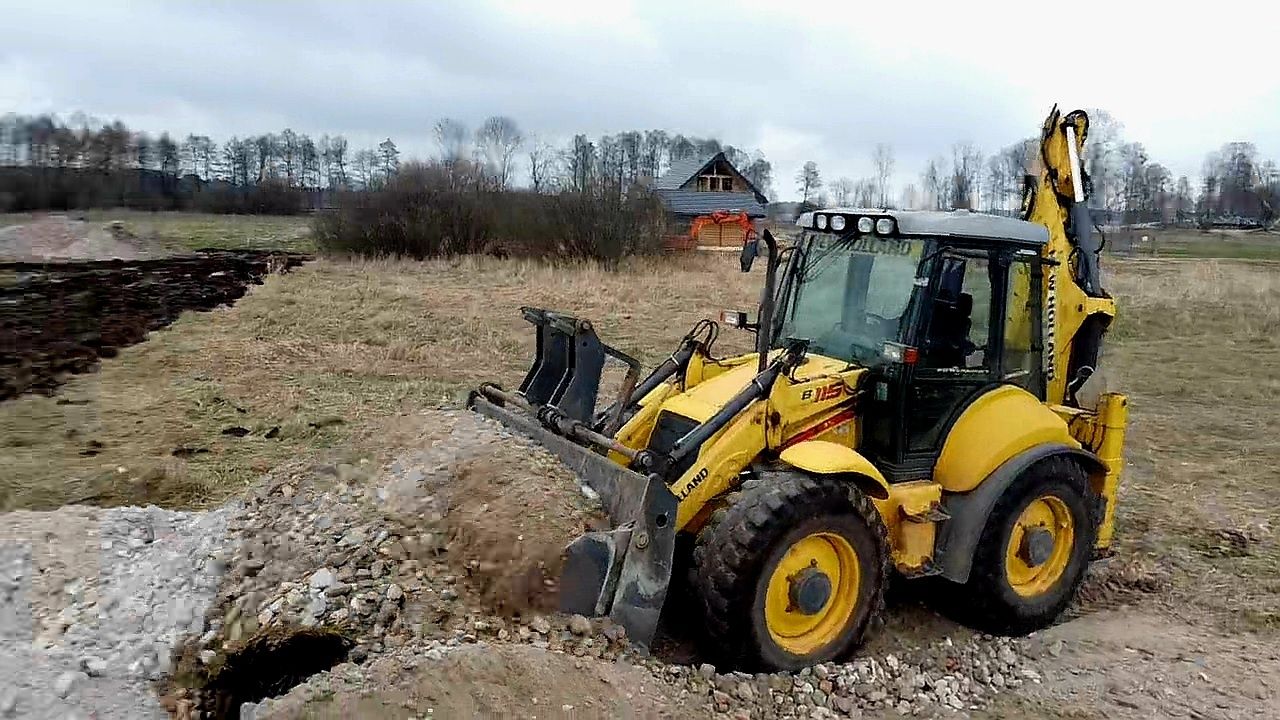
(1, 239, 1277, 639)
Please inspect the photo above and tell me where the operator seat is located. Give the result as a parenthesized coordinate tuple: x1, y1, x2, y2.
(925, 291, 974, 367)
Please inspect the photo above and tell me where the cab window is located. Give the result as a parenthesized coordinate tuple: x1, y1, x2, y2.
(920, 251, 992, 371)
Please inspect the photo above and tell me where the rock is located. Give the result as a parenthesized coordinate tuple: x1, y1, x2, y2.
(309, 568, 336, 590)
(699, 662, 716, 680)
(199, 650, 217, 665)
(386, 583, 404, 602)
(1048, 639, 1065, 658)
(568, 614, 592, 636)
(833, 695, 855, 714)
(0, 687, 19, 715)
(370, 560, 387, 579)
(602, 623, 627, 642)
(55, 671, 87, 698)
(998, 646, 1018, 666)
(79, 655, 108, 677)
(736, 682, 755, 701)
(713, 690, 731, 707)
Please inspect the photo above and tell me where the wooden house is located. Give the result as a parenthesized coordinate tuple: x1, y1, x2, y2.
(653, 152, 769, 249)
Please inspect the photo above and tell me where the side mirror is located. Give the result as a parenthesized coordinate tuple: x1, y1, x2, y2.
(739, 239, 759, 272)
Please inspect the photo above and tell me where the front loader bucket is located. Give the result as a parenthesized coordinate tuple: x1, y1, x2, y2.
(517, 307, 639, 426)
(467, 308, 670, 646)
(470, 395, 677, 646)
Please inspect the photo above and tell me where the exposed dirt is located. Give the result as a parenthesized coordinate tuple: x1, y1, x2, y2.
(0, 214, 149, 261)
(0, 251, 309, 401)
(256, 643, 695, 719)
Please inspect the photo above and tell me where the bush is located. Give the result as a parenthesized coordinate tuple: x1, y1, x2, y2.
(313, 161, 668, 264)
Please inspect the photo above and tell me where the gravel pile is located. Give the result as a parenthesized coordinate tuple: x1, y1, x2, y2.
(3, 408, 1048, 719)
(0, 505, 235, 719)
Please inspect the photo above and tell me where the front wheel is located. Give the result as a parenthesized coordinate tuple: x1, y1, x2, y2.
(691, 472, 889, 671)
(957, 457, 1097, 634)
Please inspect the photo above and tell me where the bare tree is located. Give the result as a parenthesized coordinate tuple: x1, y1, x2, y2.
(831, 177, 855, 206)
(950, 143, 982, 209)
(796, 161, 822, 204)
(854, 178, 877, 207)
(475, 116, 523, 189)
(377, 137, 400, 180)
(743, 155, 773, 199)
(922, 157, 947, 210)
(527, 137, 559, 193)
(328, 135, 348, 188)
(899, 183, 920, 210)
(872, 143, 894, 207)
(434, 118, 468, 165)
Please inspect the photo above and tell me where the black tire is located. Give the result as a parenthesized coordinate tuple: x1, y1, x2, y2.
(690, 472, 890, 671)
(956, 456, 1097, 635)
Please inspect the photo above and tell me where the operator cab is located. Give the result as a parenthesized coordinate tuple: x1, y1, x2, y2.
(778, 208, 1049, 482)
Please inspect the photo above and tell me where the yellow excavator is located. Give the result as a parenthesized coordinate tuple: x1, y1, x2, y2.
(469, 106, 1127, 671)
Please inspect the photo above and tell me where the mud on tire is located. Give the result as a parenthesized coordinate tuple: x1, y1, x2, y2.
(690, 472, 890, 671)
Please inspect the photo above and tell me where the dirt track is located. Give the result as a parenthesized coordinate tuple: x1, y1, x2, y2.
(0, 251, 308, 401)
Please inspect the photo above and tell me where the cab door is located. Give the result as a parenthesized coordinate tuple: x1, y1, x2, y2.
(902, 247, 1003, 458)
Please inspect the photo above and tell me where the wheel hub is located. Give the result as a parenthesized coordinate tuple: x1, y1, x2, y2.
(788, 566, 833, 615)
(1019, 527, 1056, 567)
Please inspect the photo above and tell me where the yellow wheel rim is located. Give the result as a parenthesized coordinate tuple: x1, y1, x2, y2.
(1005, 495, 1075, 598)
(763, 532, 860, 656)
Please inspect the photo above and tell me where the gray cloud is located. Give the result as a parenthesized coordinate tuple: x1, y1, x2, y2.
(3, 0, 1277, 200)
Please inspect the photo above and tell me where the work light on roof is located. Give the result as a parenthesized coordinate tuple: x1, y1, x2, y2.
(816, 214, 828, 230)
(875, 217, 896, 235)
(856, 216, 874, 234)
(830, 215, 846, 231)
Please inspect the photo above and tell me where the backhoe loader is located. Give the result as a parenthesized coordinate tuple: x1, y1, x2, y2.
(469, 106, 1128, 671)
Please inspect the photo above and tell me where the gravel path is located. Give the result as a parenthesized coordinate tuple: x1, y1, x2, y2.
(0, 506, 235, 719)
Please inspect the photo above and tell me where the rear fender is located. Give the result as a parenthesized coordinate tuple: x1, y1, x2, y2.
(935, 444, 1107, 583)
(934, 386, 1079, 493)
(779, 440, 891, 500)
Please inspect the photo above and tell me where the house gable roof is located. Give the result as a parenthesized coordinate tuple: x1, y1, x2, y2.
(655, 189, 767, 218)
(652, 151, 769, 204)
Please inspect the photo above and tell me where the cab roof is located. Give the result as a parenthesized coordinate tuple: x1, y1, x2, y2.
(797, 208, 1048, 246)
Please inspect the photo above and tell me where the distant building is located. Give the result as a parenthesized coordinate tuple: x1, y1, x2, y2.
(652, 152, 768, 249)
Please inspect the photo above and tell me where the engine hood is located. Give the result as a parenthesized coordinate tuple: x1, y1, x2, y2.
(660, 353, 856, 422)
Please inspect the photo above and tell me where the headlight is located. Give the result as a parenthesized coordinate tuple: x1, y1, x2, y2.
(816, 214, 828, 230)
(875, 218, 896, 235)
(856, 216, 874, 234)
(830, 215, 846, 231)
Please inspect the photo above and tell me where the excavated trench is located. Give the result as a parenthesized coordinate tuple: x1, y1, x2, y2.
(199, 628, 353, 720)
(0, 250, 309, 402)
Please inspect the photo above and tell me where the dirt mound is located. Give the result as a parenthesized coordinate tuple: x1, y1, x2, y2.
(0, 250, 308, 401)
(0, 215, 148, 261)
(252, 642, 690, 719)
(177, 409, 605, 715)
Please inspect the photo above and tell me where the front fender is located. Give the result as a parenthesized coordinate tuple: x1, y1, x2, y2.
(779, 441, 890, 500)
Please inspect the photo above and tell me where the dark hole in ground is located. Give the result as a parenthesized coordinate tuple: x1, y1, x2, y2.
(202, 628, 352, 719)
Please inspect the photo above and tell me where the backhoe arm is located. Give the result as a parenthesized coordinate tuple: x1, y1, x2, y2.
(1023, 107, 1116, 406)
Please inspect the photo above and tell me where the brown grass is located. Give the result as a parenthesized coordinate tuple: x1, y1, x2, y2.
(1, 248, 1276, 634)
(0, 254, 758, 511)
(1105, 258, 1280, 631)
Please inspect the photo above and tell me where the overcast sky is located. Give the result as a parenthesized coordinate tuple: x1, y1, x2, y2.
(3, 0, 1278, 200)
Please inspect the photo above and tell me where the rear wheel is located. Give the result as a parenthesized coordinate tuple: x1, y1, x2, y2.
(957, 457, 1096, 634)
(691, 472, 889, 671)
